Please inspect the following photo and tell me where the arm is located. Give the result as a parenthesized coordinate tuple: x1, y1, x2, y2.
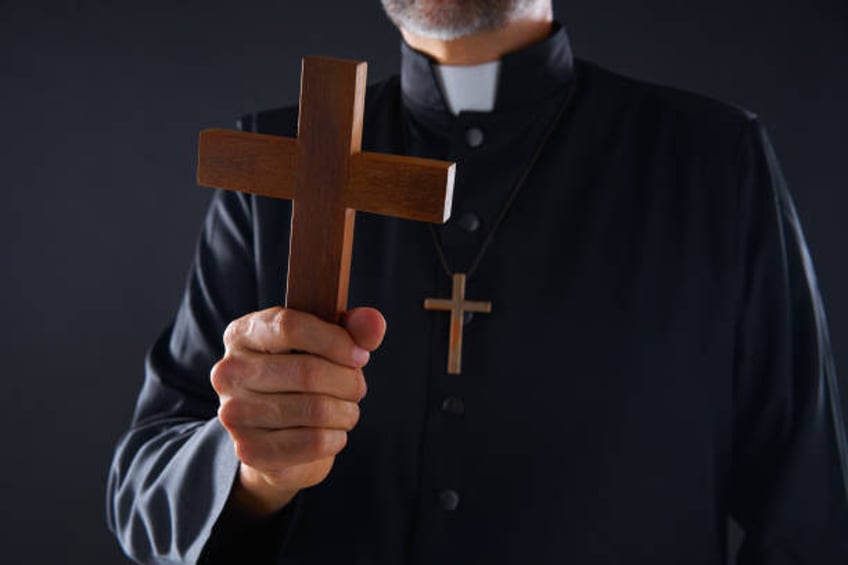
(730, 119, 848, 563)
(106, 190, 385, 563)
(106, 189, 260, 563)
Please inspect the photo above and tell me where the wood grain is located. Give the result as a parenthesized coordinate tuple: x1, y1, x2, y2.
(286, 57, 367, 323)
(197, 129, 296, 199)
(196, 55, 456, 325)
(347, 152, 454, 223)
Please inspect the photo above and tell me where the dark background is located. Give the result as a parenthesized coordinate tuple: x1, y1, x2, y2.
(2, 0, 846, 563)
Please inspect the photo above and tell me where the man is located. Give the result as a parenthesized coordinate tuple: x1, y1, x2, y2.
(107, 0, 848, 563)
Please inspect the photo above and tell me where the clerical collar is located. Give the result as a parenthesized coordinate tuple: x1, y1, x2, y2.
(400, 21, 575, 115)
(434, 61, 500, 115)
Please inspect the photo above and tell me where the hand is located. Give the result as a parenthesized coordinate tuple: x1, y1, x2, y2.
(210, 306, 386, 515)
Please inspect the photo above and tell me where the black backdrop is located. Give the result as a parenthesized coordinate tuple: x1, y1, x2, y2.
(2, 1, 846, 563)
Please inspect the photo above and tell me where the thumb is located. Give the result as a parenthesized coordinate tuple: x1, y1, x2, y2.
(342, 307, 387, 353)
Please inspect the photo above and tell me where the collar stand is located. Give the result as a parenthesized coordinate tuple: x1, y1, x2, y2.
(401, 21, 575, 115)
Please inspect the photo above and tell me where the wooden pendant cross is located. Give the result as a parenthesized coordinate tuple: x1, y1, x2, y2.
(424, 273, 492, 375)
(196, 57, 456, 323)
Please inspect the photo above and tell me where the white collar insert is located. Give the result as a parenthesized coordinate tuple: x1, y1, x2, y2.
(433, 61, 501, 115)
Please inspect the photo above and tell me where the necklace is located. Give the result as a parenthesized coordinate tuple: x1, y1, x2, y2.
(414, 75, 578, 375)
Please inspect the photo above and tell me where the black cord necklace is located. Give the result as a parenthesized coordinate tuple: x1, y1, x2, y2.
(411, 74, 579, 375)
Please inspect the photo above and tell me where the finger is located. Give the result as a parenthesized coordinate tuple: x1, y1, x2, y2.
(342, 307, 387, 352)
(233, 428, 348, 471)
(218, 393, 360, 431)
(224, 307, 370, 368)
(211, 350, 367, 400)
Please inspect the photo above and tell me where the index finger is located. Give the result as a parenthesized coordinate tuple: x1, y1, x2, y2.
(223, 307, 370, 369)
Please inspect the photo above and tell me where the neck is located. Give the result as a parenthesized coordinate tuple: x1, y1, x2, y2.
(400, 10, 553, 65)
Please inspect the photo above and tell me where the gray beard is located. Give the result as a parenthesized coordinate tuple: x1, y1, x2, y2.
(381, 0, 533, 40)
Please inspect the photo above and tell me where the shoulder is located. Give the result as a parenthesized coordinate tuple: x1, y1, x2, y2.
(573, 59, 758, 149)
(234, 77, 401, 137)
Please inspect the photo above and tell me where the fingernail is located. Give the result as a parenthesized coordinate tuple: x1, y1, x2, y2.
(352, 347, 370, 366)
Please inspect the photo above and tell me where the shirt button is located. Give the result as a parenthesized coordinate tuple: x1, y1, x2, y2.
(456, 211, 481, 233)
(441, 396, 465, 416)
(465, 127, 484, 148)
(439, 489, 460, 511)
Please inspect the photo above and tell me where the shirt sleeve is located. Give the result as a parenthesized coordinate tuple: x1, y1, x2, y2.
(105, 188, 289, 563)
(730, 118, 848, 563)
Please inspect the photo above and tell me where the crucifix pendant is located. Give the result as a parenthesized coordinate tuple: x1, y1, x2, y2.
(424, 273, 492, 375)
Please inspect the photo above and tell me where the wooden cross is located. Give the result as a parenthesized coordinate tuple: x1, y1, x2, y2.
(424, 273, 492, 375)
(196, 57, 456, 323)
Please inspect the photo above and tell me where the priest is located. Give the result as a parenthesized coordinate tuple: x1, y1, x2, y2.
(107, 0, 848, 563)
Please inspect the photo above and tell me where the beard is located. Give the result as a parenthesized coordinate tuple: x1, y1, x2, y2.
(381, 0, 536, 40)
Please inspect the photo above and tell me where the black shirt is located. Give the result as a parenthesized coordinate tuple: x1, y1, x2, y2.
(108, 23, 848, 564)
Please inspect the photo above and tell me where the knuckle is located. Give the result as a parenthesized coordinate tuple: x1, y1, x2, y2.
(265, 398, 285, 427)
(352, 370, 368, 401)
(222, 317, 244, 349)
(296, 356, 323, 391)
(347, 403, 361, 429)
(272, 308, 295, 344)
(303, 396, 329, 425)
(305, 430, 338, 457)
(216, 400, 240, 429)
(334, 431, 349, 453)
(210, 357, 235, 393)
(300, 429, 324, 457)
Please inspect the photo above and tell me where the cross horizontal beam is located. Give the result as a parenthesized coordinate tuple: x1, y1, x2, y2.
(198, 129, 454, 224)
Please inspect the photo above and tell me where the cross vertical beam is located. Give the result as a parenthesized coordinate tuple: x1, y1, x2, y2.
(196, 56, 456, 325)
(286, 57, 366, 322)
